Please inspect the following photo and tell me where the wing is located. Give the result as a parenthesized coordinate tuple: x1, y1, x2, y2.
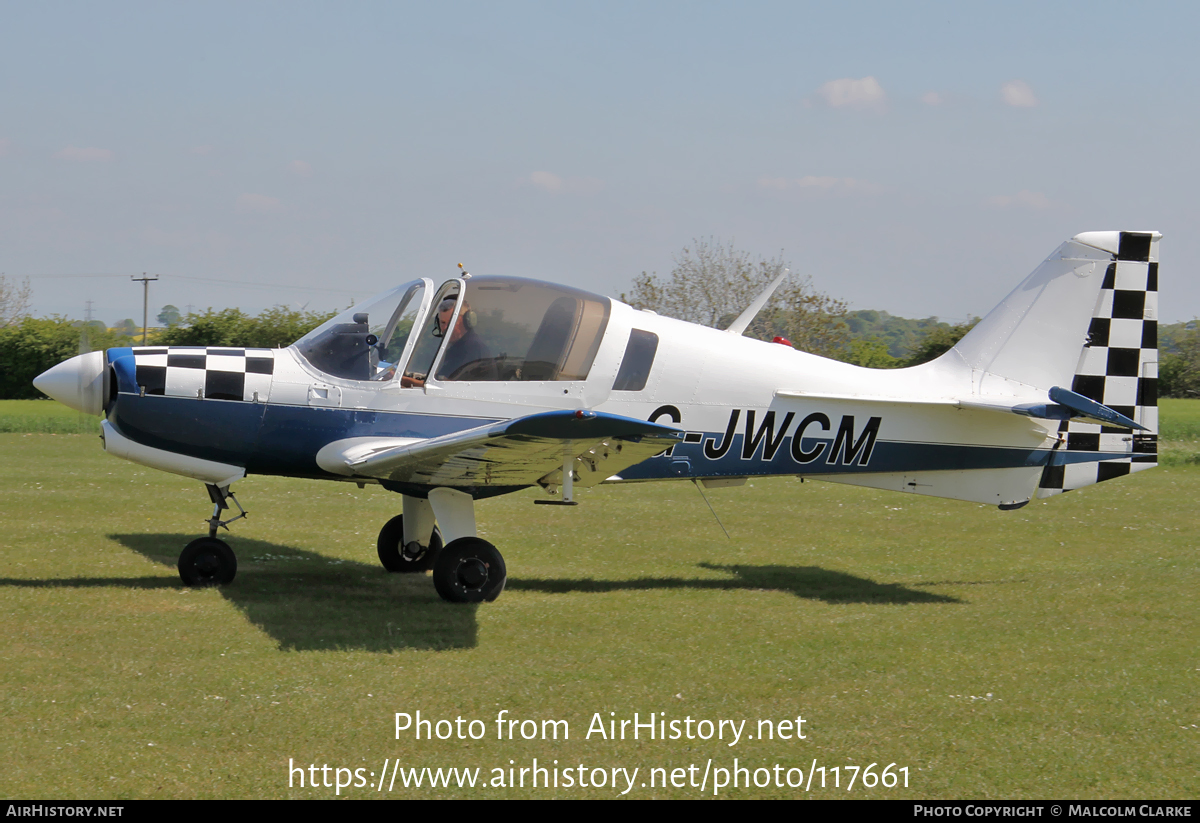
(315, 409, 684, 489)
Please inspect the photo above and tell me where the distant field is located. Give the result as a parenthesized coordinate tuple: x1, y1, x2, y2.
(1159, 398, 1200, 465)
(0, 429, 1196, 799)
(0, 400, 100, 434)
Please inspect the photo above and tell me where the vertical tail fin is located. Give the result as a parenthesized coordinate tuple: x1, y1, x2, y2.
(1036, 231, 1159, 496)
(942, 231, 1159, 498)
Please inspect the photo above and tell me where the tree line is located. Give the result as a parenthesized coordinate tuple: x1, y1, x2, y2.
(623, 238, 981, 368)
(0, 290, 333, 399)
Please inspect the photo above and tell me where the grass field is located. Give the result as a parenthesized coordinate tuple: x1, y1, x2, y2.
(0, 400, 101, 434)
(1160, 398, 1200, 465)
(1, 403, 1197, 799)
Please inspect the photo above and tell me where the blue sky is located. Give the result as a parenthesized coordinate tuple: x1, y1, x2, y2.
(3, 1, 1198, 326)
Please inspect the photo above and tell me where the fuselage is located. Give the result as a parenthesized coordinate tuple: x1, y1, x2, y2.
(89, 273, 1066, 507)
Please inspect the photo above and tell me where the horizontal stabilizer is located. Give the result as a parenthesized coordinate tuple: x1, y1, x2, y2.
(1046, 386, 1147, 431)
(777, 387, 1145, 430)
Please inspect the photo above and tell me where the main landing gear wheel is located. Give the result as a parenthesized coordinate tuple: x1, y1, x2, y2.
(377, 515, 444, 573)
(432, 538, 506, 603)
(178, 537, 237, 587)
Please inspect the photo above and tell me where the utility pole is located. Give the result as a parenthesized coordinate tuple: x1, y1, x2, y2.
(81, 300, 95, 356)
(131, 273, 158, 345)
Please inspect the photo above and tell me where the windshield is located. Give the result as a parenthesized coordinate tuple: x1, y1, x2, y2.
(294, 280, 427, 380)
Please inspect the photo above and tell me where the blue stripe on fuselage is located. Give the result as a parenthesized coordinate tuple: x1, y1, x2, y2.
(108, 394, 499, 479)
(107, 392, 1130, 488)
(254, 403, 497, 476)
(109, 393, 265, 467)
(618, 433, 1122, 481)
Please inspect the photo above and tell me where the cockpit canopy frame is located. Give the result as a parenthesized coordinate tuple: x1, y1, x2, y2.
(292, 275, 611, 386)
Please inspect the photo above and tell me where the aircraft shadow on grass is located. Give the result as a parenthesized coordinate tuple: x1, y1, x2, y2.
(1, 539, 962, 653)
(507, 562, 963, 605)
(94, 533, 478, 653)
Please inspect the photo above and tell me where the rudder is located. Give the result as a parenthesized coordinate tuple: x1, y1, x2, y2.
(1037, 231, 1159, 496)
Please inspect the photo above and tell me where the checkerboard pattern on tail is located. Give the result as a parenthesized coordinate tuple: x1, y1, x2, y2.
(1038, 232, 1158, 497)
(132, 347, 275, 403)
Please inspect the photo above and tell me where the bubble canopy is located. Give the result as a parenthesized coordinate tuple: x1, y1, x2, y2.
(292, 276, 612, 384)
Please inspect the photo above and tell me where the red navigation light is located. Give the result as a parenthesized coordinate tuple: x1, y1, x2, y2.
(772, 336, 792, 346)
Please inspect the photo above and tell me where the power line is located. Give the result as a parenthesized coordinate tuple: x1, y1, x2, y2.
(24, 273, 129, 279)
(163, 273, 356, 295)
(24, 271, 365, 295)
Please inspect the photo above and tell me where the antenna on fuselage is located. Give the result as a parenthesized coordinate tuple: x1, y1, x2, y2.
(457, 263, 471, 280)
(724, 268, 789, 337)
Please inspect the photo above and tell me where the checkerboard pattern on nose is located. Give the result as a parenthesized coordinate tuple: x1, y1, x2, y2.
(132, 347, 275, 402)
(1038, 232, 1158, 497)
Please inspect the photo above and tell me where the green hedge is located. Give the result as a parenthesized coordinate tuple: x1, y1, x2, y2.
(3, 307, 336, 399)
(0, 319, 131, 399)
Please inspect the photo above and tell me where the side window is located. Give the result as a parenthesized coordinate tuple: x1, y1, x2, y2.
(613, 330, 659, 391)
(401, 282, 460, 387)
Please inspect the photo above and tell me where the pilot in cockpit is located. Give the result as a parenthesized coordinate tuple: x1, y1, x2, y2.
(401, 296, 497, 387)
(434, 298, 496, 381)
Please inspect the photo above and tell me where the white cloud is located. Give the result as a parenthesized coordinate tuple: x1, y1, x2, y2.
(795, 176, 846, 190)
(529, 171, 603, 194)
(289, 160, 312, 177)
(56, 146, 114, 162)
(986, 189, 1052, 210)
(920, 91, 944, 106)
(815, 77, 886, 110)
(235, 193, 282, 214)
(1000, 80, 1038, 108)
(530, 170, 562, 192)
(759, 175, 883, 194)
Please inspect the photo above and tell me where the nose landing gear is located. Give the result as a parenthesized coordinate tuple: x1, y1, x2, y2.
(177, 483, 245, 587)
(178, 536, 237, 586)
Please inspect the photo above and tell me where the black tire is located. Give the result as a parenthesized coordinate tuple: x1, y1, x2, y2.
(432, 537, 506, 603)
(178, 537, 237, 587)
(377, 514, 444, 573)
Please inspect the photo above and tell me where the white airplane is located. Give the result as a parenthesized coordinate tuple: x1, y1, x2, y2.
(34, 231, 1159, 603)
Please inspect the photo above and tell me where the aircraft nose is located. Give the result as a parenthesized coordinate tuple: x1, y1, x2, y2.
(33, 350, 107, 416)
